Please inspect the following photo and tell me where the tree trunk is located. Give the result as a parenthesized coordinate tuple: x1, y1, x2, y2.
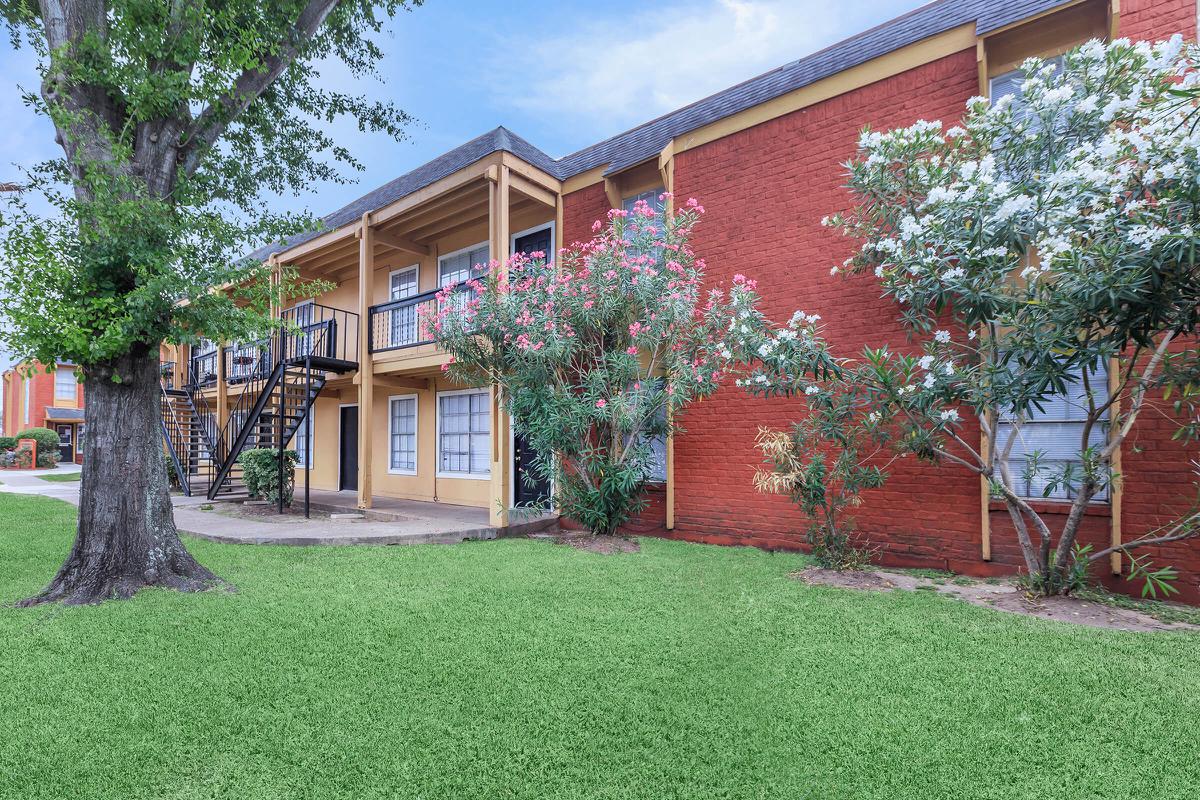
(18, 350, 223, 606)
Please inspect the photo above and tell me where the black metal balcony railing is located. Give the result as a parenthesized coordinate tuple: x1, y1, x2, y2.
(224, 339, 272, 384)
(368, 284, 470, 353)
(188, 350, 219, 388)
(281, 303, 360, 364)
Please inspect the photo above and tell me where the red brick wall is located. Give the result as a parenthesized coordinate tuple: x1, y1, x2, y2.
(557, 7, 1200, 601)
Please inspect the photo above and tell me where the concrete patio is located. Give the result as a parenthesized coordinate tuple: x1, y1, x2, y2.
(1, 469, 556, 546)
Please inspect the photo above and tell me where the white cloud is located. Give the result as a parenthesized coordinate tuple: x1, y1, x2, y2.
(494, 0, 846, 141)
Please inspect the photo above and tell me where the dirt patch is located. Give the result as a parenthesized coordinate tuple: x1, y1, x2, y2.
(529, 528, 640, 555)
(211, 502, 339, 523)
(793, 567, 1199, 633)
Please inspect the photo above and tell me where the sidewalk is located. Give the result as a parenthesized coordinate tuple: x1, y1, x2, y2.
(1, 467, 555, 545)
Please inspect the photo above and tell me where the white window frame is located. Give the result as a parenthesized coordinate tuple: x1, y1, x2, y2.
(289, 410, 313, 468)
(435, 387, 491, 480)
(54, 367, 76, 401)
(509, 223, 556, 266)
(387, 393, 418, 475)
(438, 241, 490, 289)
(389, 265, 419, 300)
(997, 360, 1110, 502)
(23, 377, 30, 426)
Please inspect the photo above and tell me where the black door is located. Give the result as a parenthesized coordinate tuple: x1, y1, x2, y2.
(56, 424, 73, 463)
(340, 406, 358, 491)
(514, 227, 552, 262)
(513, 430, 552, 507)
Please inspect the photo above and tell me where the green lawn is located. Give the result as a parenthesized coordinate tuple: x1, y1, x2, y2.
(36, 471, 81, 482)
(2, 492, 1198, 800)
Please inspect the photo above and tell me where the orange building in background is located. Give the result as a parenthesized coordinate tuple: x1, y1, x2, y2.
(1, 362, 85, 463)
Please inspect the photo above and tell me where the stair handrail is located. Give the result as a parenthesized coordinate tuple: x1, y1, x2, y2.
(159, 383, 193, 496)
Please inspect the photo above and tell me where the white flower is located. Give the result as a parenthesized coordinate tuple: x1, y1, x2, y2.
(830, 265, 840, 276)
(940, 409, 961, 422)
(804, 385, 820, 396)
(994, 194, 1034, 222)
(754, 374, 768, 384)
(968, 330, 977, 340)
(923, 373, 937, 388)
(874, 265, 885, 278)
(942, 266, 966, 280)
(1075, 95, 1099, 115)
(918, 355, 934, 371)
(934, 330, 951, 343)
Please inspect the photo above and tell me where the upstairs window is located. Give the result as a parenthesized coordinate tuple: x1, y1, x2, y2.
(439, 243, 489, 288)
(54, 367, 76, 401)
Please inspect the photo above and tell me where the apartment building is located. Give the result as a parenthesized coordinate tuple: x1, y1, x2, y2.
(160, 0, 1200, 599)
(1, 361, 85, 462)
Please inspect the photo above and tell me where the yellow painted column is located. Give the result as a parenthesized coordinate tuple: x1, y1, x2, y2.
(216, 343, 229, 433)
(357, 214, 375, 509)
(489, 166, 511, 528)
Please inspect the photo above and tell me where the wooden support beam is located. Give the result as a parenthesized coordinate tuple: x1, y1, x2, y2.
(354, 373, 431, 392)
(373, 229, 430, 257)
(357, 215, 375, 510)
(603, 177, 622, 210)
(489, 167, 512, 529)
(510, 172, 557, 208)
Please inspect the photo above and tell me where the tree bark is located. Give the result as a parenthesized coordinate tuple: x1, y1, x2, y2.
(18, 350, 223, 606)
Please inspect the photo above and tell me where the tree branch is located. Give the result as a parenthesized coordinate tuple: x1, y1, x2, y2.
(180, 0, 340, 177)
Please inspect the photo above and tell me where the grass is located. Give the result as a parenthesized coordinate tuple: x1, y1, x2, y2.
(2, 492, 1198, 800)
(36, 471, 81, 483)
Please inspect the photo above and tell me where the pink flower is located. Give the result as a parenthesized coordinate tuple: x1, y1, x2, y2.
(626, 346, 638, 355)
(596, 399, 607, 409)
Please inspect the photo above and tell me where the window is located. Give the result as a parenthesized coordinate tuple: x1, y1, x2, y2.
(621, 188, 665, 219)
(388, 395, 418, 474)
(54, 368, 76, 401)
(289, 411, 313, 468)
(23, 378, 30, 425)
(623, 379, 668, 483)
(990, 56, 1064, 113)
(388, 266, 419, 347)
(997, 361, 1109, 500)
(437, 389, 490, 478)
(439, 243, 489, 288)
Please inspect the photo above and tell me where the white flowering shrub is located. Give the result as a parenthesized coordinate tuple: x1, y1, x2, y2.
(756, 37, 1200, 595)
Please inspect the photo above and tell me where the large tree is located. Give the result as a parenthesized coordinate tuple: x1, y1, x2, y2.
(0, 0, 419, 604)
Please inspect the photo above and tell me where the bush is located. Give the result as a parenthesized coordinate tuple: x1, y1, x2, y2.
(11, 445, 34, 469)
(162, 450, 181, 490)
(14, 427, 62, 468)
(238, 448, 299, 506)
(0, 436, 17, 452)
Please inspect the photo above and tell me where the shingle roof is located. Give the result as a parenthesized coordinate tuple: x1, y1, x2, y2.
(44, 407, 84, 421)
(248, 127, 559, 261)
(256, 0, 1074, 261)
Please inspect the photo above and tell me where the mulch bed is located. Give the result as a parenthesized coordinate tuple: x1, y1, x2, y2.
(793, 567, 1199, 633)
(529, 528, 641, 554)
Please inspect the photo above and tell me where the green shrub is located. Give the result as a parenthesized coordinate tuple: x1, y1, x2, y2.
(0, 436, 17, 452)
(238, 448, 299, 506)
(11, 445, 34, 469)
(14, 427, 61, 468)
(162, 450, 181, 490)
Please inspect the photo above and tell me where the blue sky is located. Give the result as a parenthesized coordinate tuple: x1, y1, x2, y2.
(0, 0, 924, 373)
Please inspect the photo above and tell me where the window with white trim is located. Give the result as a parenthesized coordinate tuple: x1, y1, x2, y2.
(23, 377, 30, 425)
(387, 266, 420, 348)
(438, 389, 490, 477)
(997, 361, 1109, 500)
(439, 243, 489, 288)
(54, 367, 76, 401)
(289, 411, 313, 468)
(389, 395, 417, 473)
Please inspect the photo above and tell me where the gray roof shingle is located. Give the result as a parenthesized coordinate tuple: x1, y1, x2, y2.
(256, 0, 1074, 260)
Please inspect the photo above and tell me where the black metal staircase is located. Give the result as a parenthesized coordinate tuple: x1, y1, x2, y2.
(160, 303, 359, 503)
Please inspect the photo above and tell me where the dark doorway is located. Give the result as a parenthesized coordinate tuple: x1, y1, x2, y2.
(513, 226, 552, 261)
(513, 430, 552, 507)
(55, 424, 74, 463)
(339, 405, 358, 491)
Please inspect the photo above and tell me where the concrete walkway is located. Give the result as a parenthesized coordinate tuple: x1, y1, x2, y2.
(1, 467, 555, 546)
